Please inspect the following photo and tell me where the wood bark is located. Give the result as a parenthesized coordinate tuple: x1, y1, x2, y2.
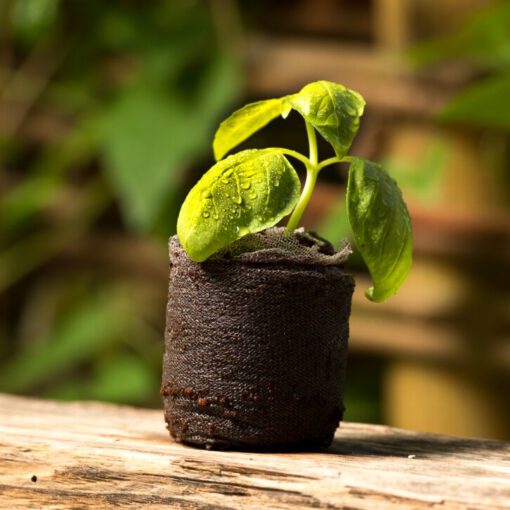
(1, 393, 509, 509)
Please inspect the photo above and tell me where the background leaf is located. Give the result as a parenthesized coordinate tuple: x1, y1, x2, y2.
(99, 53, 241, 232)
(289, 81, 365, 159)
(213, 98, 287, 160)
(439, 72, 510, 130)
(177, 149, 300, 262)
(99, 87, 187, 231)
(411, 2, 510, 70)
(346, 157, 412, 302)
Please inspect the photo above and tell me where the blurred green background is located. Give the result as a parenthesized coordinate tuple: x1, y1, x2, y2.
(0, 0, 243, 406)
(1, 0, 509, 438)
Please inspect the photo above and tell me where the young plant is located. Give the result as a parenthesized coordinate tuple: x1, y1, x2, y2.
(177, 81, 412, 301)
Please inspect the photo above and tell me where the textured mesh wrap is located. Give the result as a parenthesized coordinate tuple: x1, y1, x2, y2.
(162, 228, 355, 450)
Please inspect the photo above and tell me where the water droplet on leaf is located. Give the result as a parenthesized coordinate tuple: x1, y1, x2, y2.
(346, 105, 357, 116)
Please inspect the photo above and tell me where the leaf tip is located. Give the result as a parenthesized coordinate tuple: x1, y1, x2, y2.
(365, 286, 393, 303)
(281, 99, 292, 119)
(212, 139, 223, 162)
(365, 287, 377, 302)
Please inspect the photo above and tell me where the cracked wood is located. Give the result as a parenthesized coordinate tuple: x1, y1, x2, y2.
(0, 393, 509, 509)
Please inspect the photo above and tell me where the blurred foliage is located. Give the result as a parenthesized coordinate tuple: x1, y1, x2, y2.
(4, 0, 507, 417)
(0, 0, 242, 406)
(412, 1, 510, 130)
(319, 1, 510, 270)
(382, 138, 448, 203)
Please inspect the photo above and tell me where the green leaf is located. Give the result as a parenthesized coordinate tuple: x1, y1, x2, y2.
(99, 54, 241, 232)
(177, 149, 301, 262)
(289, 81, 365, 159)
(439, 72, 510, 130)
(100, 87, 193, 231)
(410, 2, 510, 69)
(213, 98, 288, 161)
(346, 157, 412, 302)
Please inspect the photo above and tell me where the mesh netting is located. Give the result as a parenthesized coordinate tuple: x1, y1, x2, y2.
(213, 226, 352, 265)
(162, 230, 354, 450)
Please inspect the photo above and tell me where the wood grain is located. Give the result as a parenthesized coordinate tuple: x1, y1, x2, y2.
(1, 393, 509, 509)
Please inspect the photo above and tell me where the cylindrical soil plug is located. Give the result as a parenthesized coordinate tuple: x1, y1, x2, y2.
(162, 233, 354, 450)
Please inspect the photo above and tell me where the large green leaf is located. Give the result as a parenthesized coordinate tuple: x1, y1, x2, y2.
(346, 157, 412, 302)
(100, 87, 195, 231)
(177, 149, 300, 262)
(213, 98, 288, 161)
(289, 81, 365, 159)
(99, 55, 240, 232)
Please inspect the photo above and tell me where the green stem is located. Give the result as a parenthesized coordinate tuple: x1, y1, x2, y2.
(317, 156, 342, 171)
(286, 121, 319, 232)
(273, 148, 312, 169)
(305, 120, 318, 165)
(285, 166, 318, 232)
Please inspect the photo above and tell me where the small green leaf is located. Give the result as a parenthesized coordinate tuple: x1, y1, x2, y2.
(346, 157, 412, 302)
(177, 149, 300, 262)
(289, 81, 365, 159)
(213, 98, 288, 160)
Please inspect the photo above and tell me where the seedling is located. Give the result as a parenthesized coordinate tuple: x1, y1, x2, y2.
(177, 81, 412, 301)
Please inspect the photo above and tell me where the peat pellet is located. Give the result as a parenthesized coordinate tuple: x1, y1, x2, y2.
(162, 233, 354, 451)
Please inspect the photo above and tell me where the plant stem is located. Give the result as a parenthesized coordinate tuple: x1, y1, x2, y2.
(274, 148, 312, 169)
(286, 121, 319, 232)
(285, 166, 318, 232)
(317, 156, 342, 171)
(305, 120, 318, 165)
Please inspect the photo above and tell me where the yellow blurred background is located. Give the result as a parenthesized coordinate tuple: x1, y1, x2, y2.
(1, 0, 509, 440)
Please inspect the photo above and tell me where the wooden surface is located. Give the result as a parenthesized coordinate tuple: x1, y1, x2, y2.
(1, 394, 509, 509)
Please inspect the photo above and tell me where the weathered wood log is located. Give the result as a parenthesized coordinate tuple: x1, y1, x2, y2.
(0, 393, 509, 509)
